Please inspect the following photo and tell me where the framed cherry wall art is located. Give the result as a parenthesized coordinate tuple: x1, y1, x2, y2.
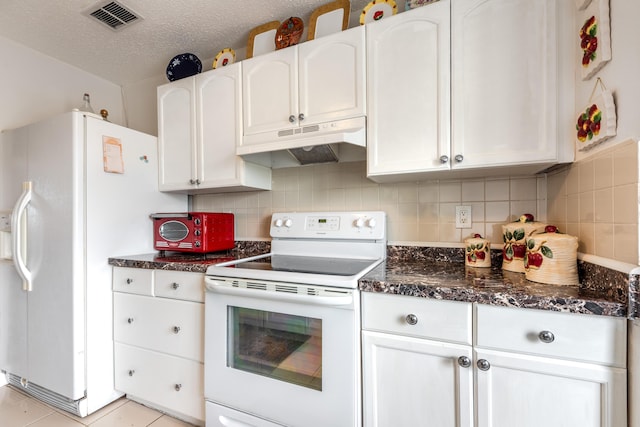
(575, 79, 617, 151)
(578, 0, 612, 80)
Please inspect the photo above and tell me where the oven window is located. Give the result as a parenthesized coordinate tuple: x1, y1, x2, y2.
(228, 307, 322, 391)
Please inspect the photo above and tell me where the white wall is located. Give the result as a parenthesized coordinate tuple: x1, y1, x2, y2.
(0, 36, 125, 132)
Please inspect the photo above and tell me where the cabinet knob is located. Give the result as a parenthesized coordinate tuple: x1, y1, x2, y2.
(128, 370, 135, 377)
(298, 113, 305, 121)
(189, 179, 196, 185)
(454, 154, 464, 163)
(457, 356, 472, 368)
(538, 330, 555, 343)
(173, 326, 181, 334)
(127, 317, 134, 324)
(171, 282, 180, 290)
(195, 179, 201, 185)
(477, 359, 491, 371)
(405, 314, 418, 325)
(289, 115, 296, 123)
(125, 278, 133, 284)
(174, 383, 182, 392)
(439, 155, 449, 164)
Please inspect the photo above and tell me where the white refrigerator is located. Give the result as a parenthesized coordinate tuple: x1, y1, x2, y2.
(0, 111, 186, 416)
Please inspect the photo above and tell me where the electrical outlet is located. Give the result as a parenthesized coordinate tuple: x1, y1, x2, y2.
(455, 206, 472, 228)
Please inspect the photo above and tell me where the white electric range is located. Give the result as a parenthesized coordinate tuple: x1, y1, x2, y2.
(203, 211, 386, 427)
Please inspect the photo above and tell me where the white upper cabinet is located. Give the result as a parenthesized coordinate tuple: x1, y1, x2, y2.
(157, 63, 271, 194)
(240, 25, 366, 147)
(158, 78, 195, 190)
(451, 0, 568, 170)
(367, 0, 573, 182)
(366, 1, 451, 179)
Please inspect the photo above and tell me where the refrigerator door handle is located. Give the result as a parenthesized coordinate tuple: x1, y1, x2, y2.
(11, 181, 33, 291)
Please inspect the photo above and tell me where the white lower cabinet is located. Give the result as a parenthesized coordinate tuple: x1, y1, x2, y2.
(362, 293, 473, 427)
(362, 294, 628, 427)
(113, 267, 205, 425)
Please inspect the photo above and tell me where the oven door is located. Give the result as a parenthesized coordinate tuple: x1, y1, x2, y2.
(204, 276, 361, 427)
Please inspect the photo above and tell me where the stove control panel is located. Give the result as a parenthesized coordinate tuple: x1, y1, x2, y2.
(270, 211, 386, 240)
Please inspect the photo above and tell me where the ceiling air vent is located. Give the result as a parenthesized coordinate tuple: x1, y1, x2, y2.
(84, 1, 143, 31)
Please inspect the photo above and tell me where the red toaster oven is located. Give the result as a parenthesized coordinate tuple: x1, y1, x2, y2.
(150, 212, 234, 253)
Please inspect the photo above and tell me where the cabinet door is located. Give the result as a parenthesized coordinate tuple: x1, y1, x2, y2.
(362, 331, 473, 427)
(366, 1, 451, 179)
(157, 78, 197, 191)
(475, 348, 627, 427)
(298, 26, 365, 126)
(451, 0, 558, 169)
(196, 64, 244, 188)
(242, 47, 298, 137)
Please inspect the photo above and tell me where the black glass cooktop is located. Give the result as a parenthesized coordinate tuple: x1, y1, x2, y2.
(226, 254, 378, 277)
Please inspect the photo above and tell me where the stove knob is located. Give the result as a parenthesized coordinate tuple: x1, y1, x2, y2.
(195, 241, 201, 247)
(194, 229, 201, 236)
(355, 218, 365, 228)
(367, 218, 377, 228)
(274, 218, 283, 227)
(284, 219, 293, 228)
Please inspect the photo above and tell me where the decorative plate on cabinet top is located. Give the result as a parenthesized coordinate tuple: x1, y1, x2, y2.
(406, 0, 439, 9)
(360, 0, 397, 25)
(212, 48, 236, 69)
(275, 17, 304, 50)
(166, 53, 202, 81)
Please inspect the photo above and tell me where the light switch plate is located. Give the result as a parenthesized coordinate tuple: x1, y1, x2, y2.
(456, 205, 472, 228)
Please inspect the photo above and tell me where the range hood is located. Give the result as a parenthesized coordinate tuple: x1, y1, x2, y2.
(237, 117, 366, 168)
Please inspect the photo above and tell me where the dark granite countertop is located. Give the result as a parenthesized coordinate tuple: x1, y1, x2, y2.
(108, 243, 635, 319)
(359, 259, 627, 317)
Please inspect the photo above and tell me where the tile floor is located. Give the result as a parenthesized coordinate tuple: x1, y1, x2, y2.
(0, 385, 196, 427)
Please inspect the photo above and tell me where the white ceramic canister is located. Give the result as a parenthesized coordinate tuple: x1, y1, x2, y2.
(502, 214, 547, 273)
(464, 234, 491, 268)
(524, 226, 579, 286)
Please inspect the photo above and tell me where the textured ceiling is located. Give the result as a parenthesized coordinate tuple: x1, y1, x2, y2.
(0, 0, 383, 86)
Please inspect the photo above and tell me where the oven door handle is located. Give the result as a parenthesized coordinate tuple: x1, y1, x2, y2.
(205, 280, 354, 307)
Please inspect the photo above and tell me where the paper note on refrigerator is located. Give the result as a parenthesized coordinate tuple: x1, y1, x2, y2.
(102, 136, 124, 173)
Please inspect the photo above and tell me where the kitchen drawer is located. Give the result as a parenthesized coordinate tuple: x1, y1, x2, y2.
(155, 270, 204, 302)
(362, 293, 472, 345)
(115, 343, 204, 422)
(475, 304, 627, 367)
(114, 293, 203, 362)
(113, 267, 154, 296)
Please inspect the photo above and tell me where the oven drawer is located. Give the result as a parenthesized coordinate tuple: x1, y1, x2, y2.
(206, 401, 284, 427)
(362, 292, 472, 345)
(114, 293, 203, 362)
(155, 270, 204, 303)
(115, 343, 204, 422)
(475, 304, 627, 367)
(113, 267, 154, 296)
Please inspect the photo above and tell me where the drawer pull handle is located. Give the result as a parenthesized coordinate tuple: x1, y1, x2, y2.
(457, 356, 471, 368)
(175, 383, 182, 391)
(477, 359, 491, 371)
(173, 326, 181, 334)
(405, 314, 418, 325)
(172, 282, 180, 290)
(127, 317, 134, 324)
(538, 330, 555, 343)
(126, 278, 133, 284)
(128, 370, 135, 377)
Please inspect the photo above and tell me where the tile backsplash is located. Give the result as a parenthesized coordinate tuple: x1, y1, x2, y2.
(547, 139, 639, 265)
(193, 161, 545, 245)
(193, 141, 639, 266)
